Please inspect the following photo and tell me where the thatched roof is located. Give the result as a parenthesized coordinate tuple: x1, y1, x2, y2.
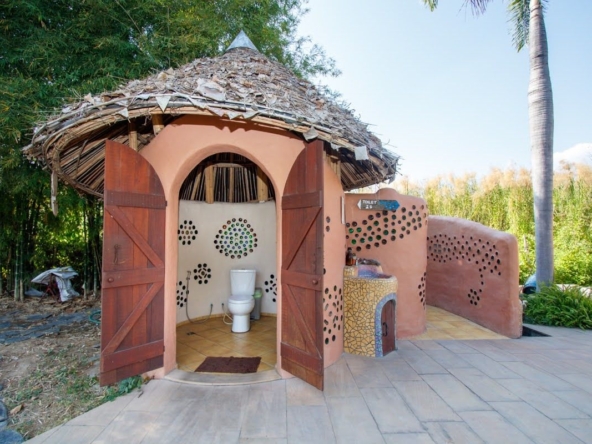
(24, 36, 400, 198)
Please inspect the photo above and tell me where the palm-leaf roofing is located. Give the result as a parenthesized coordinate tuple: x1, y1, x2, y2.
(23, 33, 400, 198)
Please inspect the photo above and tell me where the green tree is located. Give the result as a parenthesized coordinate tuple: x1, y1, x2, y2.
(0, 0, 338, 297)
(422, 0, 554, 289)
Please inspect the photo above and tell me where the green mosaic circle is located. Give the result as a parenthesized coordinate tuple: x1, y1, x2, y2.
(214, 218, 258, 259)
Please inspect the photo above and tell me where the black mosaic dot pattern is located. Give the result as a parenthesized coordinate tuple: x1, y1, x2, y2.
(264, 274, 277, 302)
(323, 285, 343, 345)
(418, 272, 427, 308)
(192, 263, 212, 284)
(176, 281, 188, 307)
(427, 234, 503, 307)
(178, 220, 198, 246)
(346, 205, 427, 253)
(214, 218, 258, 259)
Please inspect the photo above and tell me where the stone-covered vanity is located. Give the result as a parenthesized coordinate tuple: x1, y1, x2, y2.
(343, 265, 398, 357)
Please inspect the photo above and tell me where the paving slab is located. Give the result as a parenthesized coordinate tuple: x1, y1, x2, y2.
(460, 411, 533, 444)
(497, 378, 589, 419)
(240, 380, 286, 439)
(287, 405, 335, 444)
(423, 421, 485, 444)
(448, 367, 521, 402)
(326, 396, 384, 444)
(501, 361, 578, 391)
(490, 401, 584, 444)
(393, 380, 461, 422)
(422, 374, 491, 412)
(555, 420, 592, 444)
(382, 432, 435, 443)
(360, 388, 424, 434)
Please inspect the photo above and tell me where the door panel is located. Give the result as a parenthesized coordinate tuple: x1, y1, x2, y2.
(281, 140, 324, 390)
(381, 301, 395, 356)
(100, 140, 166, 386)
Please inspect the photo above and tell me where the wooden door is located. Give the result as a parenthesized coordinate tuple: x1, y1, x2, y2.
(381, 301, 395, 355)
(100, 140, 166, 386)
(281, 139, 324, 390)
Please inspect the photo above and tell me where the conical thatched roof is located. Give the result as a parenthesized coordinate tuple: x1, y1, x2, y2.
(24, 43, 400, 198)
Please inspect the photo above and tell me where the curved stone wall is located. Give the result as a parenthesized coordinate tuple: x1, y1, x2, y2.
(426, 216, 522, 338)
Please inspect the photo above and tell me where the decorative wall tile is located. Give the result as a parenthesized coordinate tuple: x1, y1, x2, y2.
(264, 274, 277, 302)
(193, 263, 212, 284)
(178, 220, 198, 246)
(428, 234, 504, 307)
(345, 205, 427, 252)
(213, 218, 258, 259)
(323, 286, 343, 345)
(176, 280, 188, 307)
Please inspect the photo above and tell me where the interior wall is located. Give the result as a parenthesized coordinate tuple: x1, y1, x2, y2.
(426, 216, 522, 338)
(322, 160, 346, 367)
(344, 188, 428, 338)
(176, 200, 277, 324)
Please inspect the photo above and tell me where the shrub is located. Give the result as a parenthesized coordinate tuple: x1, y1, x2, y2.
(523, 285, 592, 329)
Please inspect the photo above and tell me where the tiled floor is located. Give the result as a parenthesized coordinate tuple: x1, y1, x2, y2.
(410, 305, 507, 340)
(29, 322, 592, 444)
(176, 315, 277, 373)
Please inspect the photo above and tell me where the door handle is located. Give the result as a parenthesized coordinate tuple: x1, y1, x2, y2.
(382, 322, 388, 337)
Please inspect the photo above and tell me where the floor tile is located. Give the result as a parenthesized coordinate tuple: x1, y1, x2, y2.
(383, 433, 434, 443)
(392, 380, 461, 422)
(423, 421, 485, 444)
(422, 374, 491, 412)
(448, 367, 520, 402)
(501, 361, 577, 391)
(459, 411, 533, 444)
(287, 405, 335, 443)
(326, 396, 385, 444)
(497, 378, 589, 419)
(240, 380, 287, 439)
(324, 359, 361, 398)
(556, 420, 592, 444)
(360, 387, 424, 434)
(490, 401, 583, 443)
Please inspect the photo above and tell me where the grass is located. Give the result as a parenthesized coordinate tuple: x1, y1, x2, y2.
(523, 285, 592, 329)
(4, 337, 145, 439)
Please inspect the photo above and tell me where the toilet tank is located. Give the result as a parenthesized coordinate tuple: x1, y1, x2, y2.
(230, 269, 256, 296)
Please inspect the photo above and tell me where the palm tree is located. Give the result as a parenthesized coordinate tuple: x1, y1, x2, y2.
(423, 0, 554, 288)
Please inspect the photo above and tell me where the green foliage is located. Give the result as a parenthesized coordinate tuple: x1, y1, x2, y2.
(0, 0, 337, 295)
(396, 164, 592, 286)
(523, 284, 592, 329)
(104, 376, 145, 401)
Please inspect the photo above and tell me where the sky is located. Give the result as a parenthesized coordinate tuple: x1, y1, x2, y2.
(297, 0, 592, 182)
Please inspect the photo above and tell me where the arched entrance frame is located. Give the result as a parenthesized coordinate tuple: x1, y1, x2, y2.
(138, 115, 305, 377)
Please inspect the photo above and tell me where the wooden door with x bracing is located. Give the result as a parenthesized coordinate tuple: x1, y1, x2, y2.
(281, 139, 324, 390)
(100, 140, 166, 386)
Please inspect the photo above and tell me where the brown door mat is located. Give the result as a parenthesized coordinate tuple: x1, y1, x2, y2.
(195, 356, 261, 374)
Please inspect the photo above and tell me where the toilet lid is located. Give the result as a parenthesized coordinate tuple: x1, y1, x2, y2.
(229, 294, 253, 303)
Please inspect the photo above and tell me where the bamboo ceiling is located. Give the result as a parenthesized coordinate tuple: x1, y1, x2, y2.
(24, 44, 400, 198)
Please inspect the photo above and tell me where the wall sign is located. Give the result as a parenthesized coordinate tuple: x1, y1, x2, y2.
(357, 199, 400, 211)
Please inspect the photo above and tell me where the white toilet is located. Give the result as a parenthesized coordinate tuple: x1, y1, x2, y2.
(228, 269, 256, 333)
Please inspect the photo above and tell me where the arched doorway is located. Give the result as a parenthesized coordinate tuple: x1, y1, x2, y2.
(174, 152, 278, 375)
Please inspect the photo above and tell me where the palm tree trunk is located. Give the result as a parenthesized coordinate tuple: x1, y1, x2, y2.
(528, 0, 554, 288)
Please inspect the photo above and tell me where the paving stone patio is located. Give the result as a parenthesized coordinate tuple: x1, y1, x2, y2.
(26, 323, 592, 443)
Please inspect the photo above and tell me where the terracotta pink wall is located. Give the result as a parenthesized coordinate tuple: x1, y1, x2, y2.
(139, 115, 305, 377)
(426, 216, 522, 338)
(322, 161, 346, 367)
(344, 188, 428, 338)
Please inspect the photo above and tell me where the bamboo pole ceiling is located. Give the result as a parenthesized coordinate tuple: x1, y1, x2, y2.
(24, 43, 400, 198)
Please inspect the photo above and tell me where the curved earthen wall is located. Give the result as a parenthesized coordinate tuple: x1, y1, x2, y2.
(344, 188, 428, 338)
(322, 161, 346, 367)
(426, 216, 522, 338)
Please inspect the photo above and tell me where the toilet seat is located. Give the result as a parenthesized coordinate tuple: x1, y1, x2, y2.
(229, 294, 253, 304)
